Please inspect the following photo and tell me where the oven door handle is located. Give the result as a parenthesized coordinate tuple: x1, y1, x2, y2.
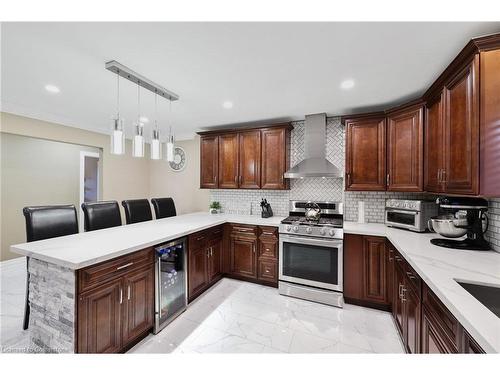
(280, 234, 343, 247)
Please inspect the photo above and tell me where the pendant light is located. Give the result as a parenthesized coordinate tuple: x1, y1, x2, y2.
(166, 101, 175, 162)
(132, 82, 145, 158)
(110, 70, 125, 155)
(150, 91, 162, 160)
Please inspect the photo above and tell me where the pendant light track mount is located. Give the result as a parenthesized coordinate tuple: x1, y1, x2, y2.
(105, 60, 179, 102)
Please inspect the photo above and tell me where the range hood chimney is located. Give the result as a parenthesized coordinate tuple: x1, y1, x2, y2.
(284, 113, 343, 179)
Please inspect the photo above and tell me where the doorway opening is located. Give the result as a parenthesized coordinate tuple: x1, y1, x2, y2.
(79, 151, 101, 232)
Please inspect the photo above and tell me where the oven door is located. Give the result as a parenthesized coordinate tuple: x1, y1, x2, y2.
(385, 209, 421, 231)
(279, 234, 343, 292)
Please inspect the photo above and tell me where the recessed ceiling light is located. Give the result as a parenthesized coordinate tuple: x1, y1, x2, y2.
(340, 79, 355, 90)
(222, 101, 233, 109)
(45, 84, 60, 94)
(139, 116, 149, 123)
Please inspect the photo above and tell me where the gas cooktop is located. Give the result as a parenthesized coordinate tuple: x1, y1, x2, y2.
(281, 216, 343, 227)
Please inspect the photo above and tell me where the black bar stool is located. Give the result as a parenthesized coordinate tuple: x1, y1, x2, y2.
(121, 199, 152, 224)
(151, 197, 177, 219)
(81, 201, 122, 232)
(22, 205, 79, 330)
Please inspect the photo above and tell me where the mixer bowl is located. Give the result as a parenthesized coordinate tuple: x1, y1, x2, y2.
(428, 215, 468, 238)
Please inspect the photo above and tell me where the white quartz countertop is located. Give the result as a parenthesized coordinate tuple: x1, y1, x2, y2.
(10, 212, 284, 270)
(344, 221, 500, 353)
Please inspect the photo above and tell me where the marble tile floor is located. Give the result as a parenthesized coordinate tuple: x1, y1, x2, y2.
(129, 278, 404, 354)
(0, 258, 405, 354)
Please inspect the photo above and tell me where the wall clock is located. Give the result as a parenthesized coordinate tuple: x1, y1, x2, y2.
(169, 146, 186, 172)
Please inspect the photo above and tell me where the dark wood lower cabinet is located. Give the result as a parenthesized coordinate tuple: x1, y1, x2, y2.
(77, 250, 154, 353)
(230, 232, 258, 279)
(344, 234, 390, 309)
(463, 330, 486, 353)
(421, 306, 457, 353)
(188, 225, 224, 302)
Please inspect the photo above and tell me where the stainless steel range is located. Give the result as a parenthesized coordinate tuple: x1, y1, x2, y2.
(278, 200, 344, 307)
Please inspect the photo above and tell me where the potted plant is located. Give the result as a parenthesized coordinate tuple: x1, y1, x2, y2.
(209, 201, 221, 214)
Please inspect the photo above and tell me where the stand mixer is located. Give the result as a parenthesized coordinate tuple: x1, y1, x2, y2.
(429, 196, 490, 251)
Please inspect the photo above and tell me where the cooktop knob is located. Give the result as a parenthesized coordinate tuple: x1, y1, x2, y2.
(293, 226, 299, 232)
(328, 229, 335, 236)
(285, 225, 291, 232)
(319, 227, 326, 235)
(305, 227, 312, 234)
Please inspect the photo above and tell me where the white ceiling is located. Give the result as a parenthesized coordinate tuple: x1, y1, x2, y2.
(2, 22, 500, 140)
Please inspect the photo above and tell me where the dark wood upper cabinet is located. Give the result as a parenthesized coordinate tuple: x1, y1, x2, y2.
(261, 127, 289, 190)
(344, 114, 387, 191)
(386, 104, 424, 192)
(238, 130, 261, 189)
(198, 123, 291, 190)
(424, 93, 445, 192)
(200, 135, 219, 189)
(443, 56, 479, 195)
(218, 133, 239, 189)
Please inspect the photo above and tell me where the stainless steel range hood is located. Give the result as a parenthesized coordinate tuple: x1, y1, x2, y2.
(284, 113, 343, 179)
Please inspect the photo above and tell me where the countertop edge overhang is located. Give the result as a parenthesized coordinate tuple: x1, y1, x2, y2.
(10, 212, 284, 270)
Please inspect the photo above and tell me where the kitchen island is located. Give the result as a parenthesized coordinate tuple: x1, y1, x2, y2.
(10, 212, 284, 353)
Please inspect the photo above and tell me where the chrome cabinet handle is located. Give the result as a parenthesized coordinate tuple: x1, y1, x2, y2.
(127, 285, 131, 300)
(196, 235, 205, 241)
(401, 287, 407, 302)
(265, 269, 270, 273)
(406, 271, 416, 280)
(386, 173, 390, 186)
(442, 169, 446, 183)
(388, 249, 394, 262)
(119, 288, 123, 304)
(117, 262, 134, 271)
(398, 284, 403, 299)
(438, 169, 442, 183)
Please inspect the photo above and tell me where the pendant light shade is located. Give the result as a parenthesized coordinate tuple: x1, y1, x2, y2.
(133, 122, 144, 158)
(111, 118, 125, 155)
(166, 126, 174, 162)
(110, 70, 125, 155)
(151, 128, 162, 160)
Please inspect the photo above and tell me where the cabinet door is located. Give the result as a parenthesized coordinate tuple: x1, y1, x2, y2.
(422, 307, 457, 353)
(386, 244, 395, 306)
(208, 239, 223, 282)
(362, 236, 388, 304)
(200, 136, 219, 188)
(261, 127, 288, 189)
(343, 234, 364, 301)
(424, 94, 445, 192)
(387, 106, 423, 191)
(463, 330, 485, 354)
(123, 266, 154, 344)
(77, 279, 122, 353)
(238, 130, 261, 189)
(345, 117, 386, 191)
(218, 133, 239, 188)
(230, 235, 257, 279)
(443, 57, 479, 195)
(404, 284, 421, 354)
(188, 246, 208, 299)
(392, 258, 406, 340)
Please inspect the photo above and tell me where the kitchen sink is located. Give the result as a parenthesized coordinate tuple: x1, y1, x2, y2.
(457, 281, 500, 319)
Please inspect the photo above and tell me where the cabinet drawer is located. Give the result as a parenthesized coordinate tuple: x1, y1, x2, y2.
(210, 225, 224, 241)
(404, 263, 421, 296)
(423, 284, 461, 350)
(259, 239, 278, 259)
(189, 230, 210, 250)
(230, 224, 258, 237)
(259, 226, 278, 238)
(78, 248, 153, 293)
(258, 259, 277, 282)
